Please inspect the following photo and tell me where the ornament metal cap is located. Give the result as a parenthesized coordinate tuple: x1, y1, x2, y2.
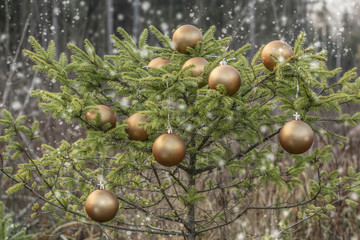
(98, 182, 105, 190)
(293, 112, 301, 120)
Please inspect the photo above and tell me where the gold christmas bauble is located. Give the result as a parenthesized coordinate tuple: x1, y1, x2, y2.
(152, 133, 186, 167)
(172, 25, 203, 54)
(85, 189, 119, 222)
(182, 57, 208, 87)
(148, 57, 171, 68)
(208, 65, 241, 96)
(85, 105, 116, 129)
(126, 113, 149, 141)
(261, 40, 293, 71)
(279, 120, 314, 154)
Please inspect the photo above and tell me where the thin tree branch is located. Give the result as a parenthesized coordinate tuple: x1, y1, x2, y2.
(276, 193, 351, 237)
(152, 165, 188, 230)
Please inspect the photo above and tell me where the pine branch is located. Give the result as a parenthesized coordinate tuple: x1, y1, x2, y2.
(148, 25, 173, 49)
(195, 128, 281, 174)
(240, 71, 276, 97)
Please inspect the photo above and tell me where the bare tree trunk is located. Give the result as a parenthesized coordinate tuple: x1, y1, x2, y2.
(196, 0, 204, 28)
(249, 0, 256, 57)
(17, 73, 38, 118)
(168, 0, 174, 29)
(132, 0, 140, 40)
(62, 1, 68, 47)
(222, 0, 229, 34)
(4, 0, 11, 57)
(271, 0, 279, 37)
(187, 153, 196, 240)
(106, 0, 114, 54)
(1, 14, 31, 108)
(336, 36, 342, 80)
(32, 0, 42, 43)
(52, 0, 59, 54)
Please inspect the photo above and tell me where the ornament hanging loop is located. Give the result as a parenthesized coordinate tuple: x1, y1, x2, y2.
(220, 57, 236, 66)
(220, 46, 228, 65)
(98, 156, 105, 190)
(296, 78, 299, 100)
(207, 45, 237, 66)
(166, 78, 172, 133)
(293, 72, 301, 121)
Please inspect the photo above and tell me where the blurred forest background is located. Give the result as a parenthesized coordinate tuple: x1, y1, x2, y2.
(1, 0, 360, 239)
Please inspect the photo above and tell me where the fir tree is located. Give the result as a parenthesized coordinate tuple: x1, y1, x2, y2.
(1, 25, 360, 239)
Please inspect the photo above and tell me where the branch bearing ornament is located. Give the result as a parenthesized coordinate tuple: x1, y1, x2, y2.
(152, 132, 186, 167)
(182, 57, 208, 87)
(261, 40, 294, 71)
(85, 188, 119, 222)
(148, 57, 171, 68)
(172, 24, 203, 53)
(208, 65, 241, 96)
(126, 112, 149, 142)
(279, 119, 314, 154)
(85, 105, 116, 130)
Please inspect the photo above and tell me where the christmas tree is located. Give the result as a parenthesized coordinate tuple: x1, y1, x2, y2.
(1, 25, 360, 239)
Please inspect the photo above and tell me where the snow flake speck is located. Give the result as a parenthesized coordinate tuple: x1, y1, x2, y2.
(350, 193, 359, 201)
(12, 101, 22, 111)
(141, 1, 150, 12)
(160, 22, 169, 33)
(0, 34, 6, 41)
(176, 13, 182, 20)
(236, 233, 245, 240)
(117, 14, 124, 21)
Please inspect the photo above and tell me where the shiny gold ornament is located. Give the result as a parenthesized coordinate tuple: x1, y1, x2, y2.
(182, 57, 208, 77)
(182, 57, 208, 87)
(85, 105, 116, 129)
(126, 113, 149, 141)
(148, 57, 171, 68)
(152, 133, 186, 167)
(279, 120, 314, 154)
(85, 189, 119, 222)
(172, 25, 203, 53)
(261, 40, 293, 71)
(208, 65, 241, 96)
